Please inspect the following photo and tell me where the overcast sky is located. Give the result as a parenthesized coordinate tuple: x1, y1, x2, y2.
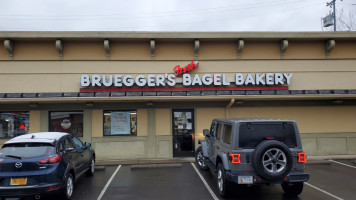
(0, 0, 355, 32)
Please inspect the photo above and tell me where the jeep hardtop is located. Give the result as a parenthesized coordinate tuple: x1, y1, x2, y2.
(195, 118, 309, 197)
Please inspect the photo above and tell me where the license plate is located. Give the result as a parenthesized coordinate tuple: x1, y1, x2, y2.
(238, 176, 253, 184)
(10, 178, 27, 186)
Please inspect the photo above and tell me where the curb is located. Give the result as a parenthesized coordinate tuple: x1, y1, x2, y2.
(131, 163, 182, 169)
(96, 158, 195, 166)
(94, 166, 105, 171)
(307, 155, 356, 160)
(95, 155, 356, 166)
(306, 160, 331, 165)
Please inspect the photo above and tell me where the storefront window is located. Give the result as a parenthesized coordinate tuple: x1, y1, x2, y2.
(0, 112, 29, 139)
(49, 111, 83, 137)
(104, 111, 137, 136)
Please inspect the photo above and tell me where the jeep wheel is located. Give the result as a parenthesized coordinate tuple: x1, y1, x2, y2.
(281, 182, 304, 196)
(195, 146, 209, 171)
(252, 140, 293, 181)
(217, 163, 231, 198)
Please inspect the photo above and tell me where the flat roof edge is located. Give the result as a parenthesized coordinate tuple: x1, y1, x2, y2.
(0, 31, 356, 39)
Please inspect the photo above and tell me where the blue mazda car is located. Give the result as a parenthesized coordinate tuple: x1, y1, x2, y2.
(0, 132, 95, 199)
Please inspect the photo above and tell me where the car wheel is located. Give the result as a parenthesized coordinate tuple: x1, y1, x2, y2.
(281, 182, 304, 196)
(195, 146, 209, 171)
(86, 157, 95, 176)
(252, 140, 293, 181)
(62, 173, 74, 200)
(216, 163, 231, 198)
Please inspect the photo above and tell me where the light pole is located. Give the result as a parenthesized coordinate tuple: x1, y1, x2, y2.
(326, 0, 337, 31)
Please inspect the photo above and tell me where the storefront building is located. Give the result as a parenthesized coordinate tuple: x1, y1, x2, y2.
(1, 32, 356, 161)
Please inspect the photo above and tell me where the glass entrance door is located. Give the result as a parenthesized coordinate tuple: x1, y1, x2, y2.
(172, 109, 195, 157)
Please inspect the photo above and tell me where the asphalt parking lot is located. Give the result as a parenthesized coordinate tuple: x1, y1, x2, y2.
(5, 159, 356, 200)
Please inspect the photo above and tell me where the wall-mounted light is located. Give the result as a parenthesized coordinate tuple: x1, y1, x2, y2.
(333, 99, 343, 104)
(86, 102, 94, 107)
(146, 101, 154, 106)
(29, 102, 38, 108)
(235, 100, 244, 105)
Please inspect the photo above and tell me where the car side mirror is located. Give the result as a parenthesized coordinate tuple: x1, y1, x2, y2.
(84, 142, 91, 148)
(203, 129, 210, 137)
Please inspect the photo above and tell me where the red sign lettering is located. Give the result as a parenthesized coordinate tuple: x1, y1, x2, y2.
(174, 60, 199, 76)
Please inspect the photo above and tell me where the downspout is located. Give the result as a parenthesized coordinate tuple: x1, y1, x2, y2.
(225, 98, 235, 118)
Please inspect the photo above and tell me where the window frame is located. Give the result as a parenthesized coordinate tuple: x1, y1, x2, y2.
(0, 111, 30, 139)
(222, 124, 232, 145)
(48, 110, 84, 137)
(72, 136, 84, 149)
(216, 122, 222, 141)
(103, 110, 138, 136)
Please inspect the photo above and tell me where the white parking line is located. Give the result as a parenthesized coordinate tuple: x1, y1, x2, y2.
(330, 160, 356, 169)
(97, 165, 122, 200)
(191, 163, 219, 200)
(305, 182, 344, 200)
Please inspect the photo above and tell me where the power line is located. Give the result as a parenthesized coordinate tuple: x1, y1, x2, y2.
(0, 0, 309, 21)
(0, 1, 321, 31)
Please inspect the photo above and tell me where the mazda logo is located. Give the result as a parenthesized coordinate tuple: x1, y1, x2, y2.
(15, 162, 22, 168)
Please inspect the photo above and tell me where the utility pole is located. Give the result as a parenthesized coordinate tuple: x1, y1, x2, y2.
(326, 0, 336, 31)
(326, 0, 343, 31)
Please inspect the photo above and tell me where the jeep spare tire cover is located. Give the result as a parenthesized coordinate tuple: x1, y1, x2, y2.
(252, 140, 293, 181)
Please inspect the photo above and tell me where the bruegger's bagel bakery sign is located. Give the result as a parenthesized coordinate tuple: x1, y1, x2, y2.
(80, 60, 292, 92)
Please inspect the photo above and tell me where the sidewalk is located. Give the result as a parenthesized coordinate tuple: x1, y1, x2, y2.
(96, 155, 356, 166)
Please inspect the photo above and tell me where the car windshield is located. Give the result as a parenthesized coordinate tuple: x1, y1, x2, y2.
(0, 143, 56, 159)
(239, 122, 297, 148)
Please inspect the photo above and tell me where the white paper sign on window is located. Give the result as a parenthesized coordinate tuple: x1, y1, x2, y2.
(111, 112, 131, 135)
(186, 112, 192, 119)
(186, 123, 192, 130)
(174, 112, 182, 118)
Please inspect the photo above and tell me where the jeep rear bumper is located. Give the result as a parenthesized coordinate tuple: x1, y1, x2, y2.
(226, 172, 309, 185)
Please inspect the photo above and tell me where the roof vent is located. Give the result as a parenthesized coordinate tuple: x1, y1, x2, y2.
(31, 135, 35, 139)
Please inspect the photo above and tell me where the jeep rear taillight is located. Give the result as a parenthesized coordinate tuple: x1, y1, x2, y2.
(230, 153, 241, 164)
(298, 152, 307, 163)
(38, 155, 62, 164)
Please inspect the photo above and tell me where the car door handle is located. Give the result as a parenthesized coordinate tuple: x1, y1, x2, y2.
(216, 146, 220, 149)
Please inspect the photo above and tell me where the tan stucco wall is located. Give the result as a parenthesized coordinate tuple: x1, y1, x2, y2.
(155, 109, 171, 136)
(14, 41, 58, 60)
(329, 41, 356, 58)
(243, 41, 280, 59)
(1, 34, 356, 158)
(63, 41, 106, 60)
(93, 137, 148, 160)
(137, 108, 148, 136)
(155, 41, 194, 60)
(1, 59, 356, 93)
(92, 109, 103, 138)
(0, 44, 9, 60)
(1, 37, 355, 61)
(285, 41, 325, 59)
(110, 41, 151, 60)
(199, 41, 237, 60)
(29, 110, 41, 133)
(229, 106, 356, 133)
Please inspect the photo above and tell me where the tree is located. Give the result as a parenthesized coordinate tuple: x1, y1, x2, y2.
(336, 9, 356, 31)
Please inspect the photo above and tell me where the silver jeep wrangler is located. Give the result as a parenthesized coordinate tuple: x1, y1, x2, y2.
(195, 118, 309, 197)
